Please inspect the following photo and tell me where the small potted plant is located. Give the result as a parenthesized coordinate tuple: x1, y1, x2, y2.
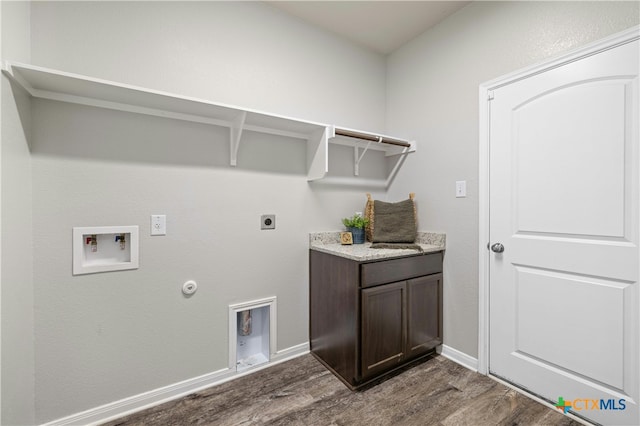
(341, 213, 369, 244)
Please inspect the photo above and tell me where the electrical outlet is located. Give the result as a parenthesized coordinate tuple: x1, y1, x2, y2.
(151, 215, 166, 235)
(261, 214, 276, 230)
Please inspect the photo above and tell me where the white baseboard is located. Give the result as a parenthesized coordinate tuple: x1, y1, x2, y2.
(438, 344, 478, 372)
(42, 342, 310, 426)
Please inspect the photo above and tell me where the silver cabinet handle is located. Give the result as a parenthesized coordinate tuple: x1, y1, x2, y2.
(491, 243, 505, 253)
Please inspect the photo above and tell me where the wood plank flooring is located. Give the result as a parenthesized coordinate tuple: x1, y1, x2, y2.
(103, 354, 581, 426)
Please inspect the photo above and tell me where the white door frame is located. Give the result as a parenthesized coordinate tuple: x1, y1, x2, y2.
(478, 25, 640, 376)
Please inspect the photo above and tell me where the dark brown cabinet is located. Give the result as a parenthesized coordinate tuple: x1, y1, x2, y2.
(361, 281, 406, 380)
(310, 249, 443, 389)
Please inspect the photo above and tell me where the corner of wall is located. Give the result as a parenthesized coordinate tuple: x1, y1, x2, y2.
(1, 1, 35, 424)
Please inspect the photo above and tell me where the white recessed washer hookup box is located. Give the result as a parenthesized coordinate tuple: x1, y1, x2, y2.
(72, 226, 139, 275)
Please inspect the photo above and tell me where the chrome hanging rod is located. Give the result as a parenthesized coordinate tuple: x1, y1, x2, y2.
(334, 128, 411, 148)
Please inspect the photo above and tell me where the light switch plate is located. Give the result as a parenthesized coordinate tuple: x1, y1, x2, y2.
(151, 215, 166, 235)
(456, 181, 467, 198)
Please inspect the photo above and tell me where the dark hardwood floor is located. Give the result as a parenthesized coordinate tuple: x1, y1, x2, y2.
(103, 353, 581, 426)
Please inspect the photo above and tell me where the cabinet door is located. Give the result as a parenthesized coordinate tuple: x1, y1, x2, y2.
(360, 281, 406, 380)
(406, 273, 443, 359)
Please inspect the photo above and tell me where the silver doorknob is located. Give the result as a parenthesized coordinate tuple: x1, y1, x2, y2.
(491, 243, 505, 253)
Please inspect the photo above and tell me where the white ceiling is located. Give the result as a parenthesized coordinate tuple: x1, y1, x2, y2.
(267, 1, 472, 55)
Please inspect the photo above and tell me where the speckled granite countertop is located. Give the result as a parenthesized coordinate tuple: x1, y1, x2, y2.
(309, 232, 445, 262)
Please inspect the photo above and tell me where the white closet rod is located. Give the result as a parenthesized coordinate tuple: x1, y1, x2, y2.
(334, 128, 411, 148)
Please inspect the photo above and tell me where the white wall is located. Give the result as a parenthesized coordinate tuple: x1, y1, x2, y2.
(386, 1, 640, 358)
(0, 1, 35, 425)
(18, 1, 640, 423)
(29, 1, 388, 423)
(31, 1, 386, 131)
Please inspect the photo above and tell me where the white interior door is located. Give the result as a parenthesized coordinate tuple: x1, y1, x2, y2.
(488, 37, 639, 425)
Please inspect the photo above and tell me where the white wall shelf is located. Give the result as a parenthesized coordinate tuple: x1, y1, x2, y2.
(2, 61, 415, 188)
